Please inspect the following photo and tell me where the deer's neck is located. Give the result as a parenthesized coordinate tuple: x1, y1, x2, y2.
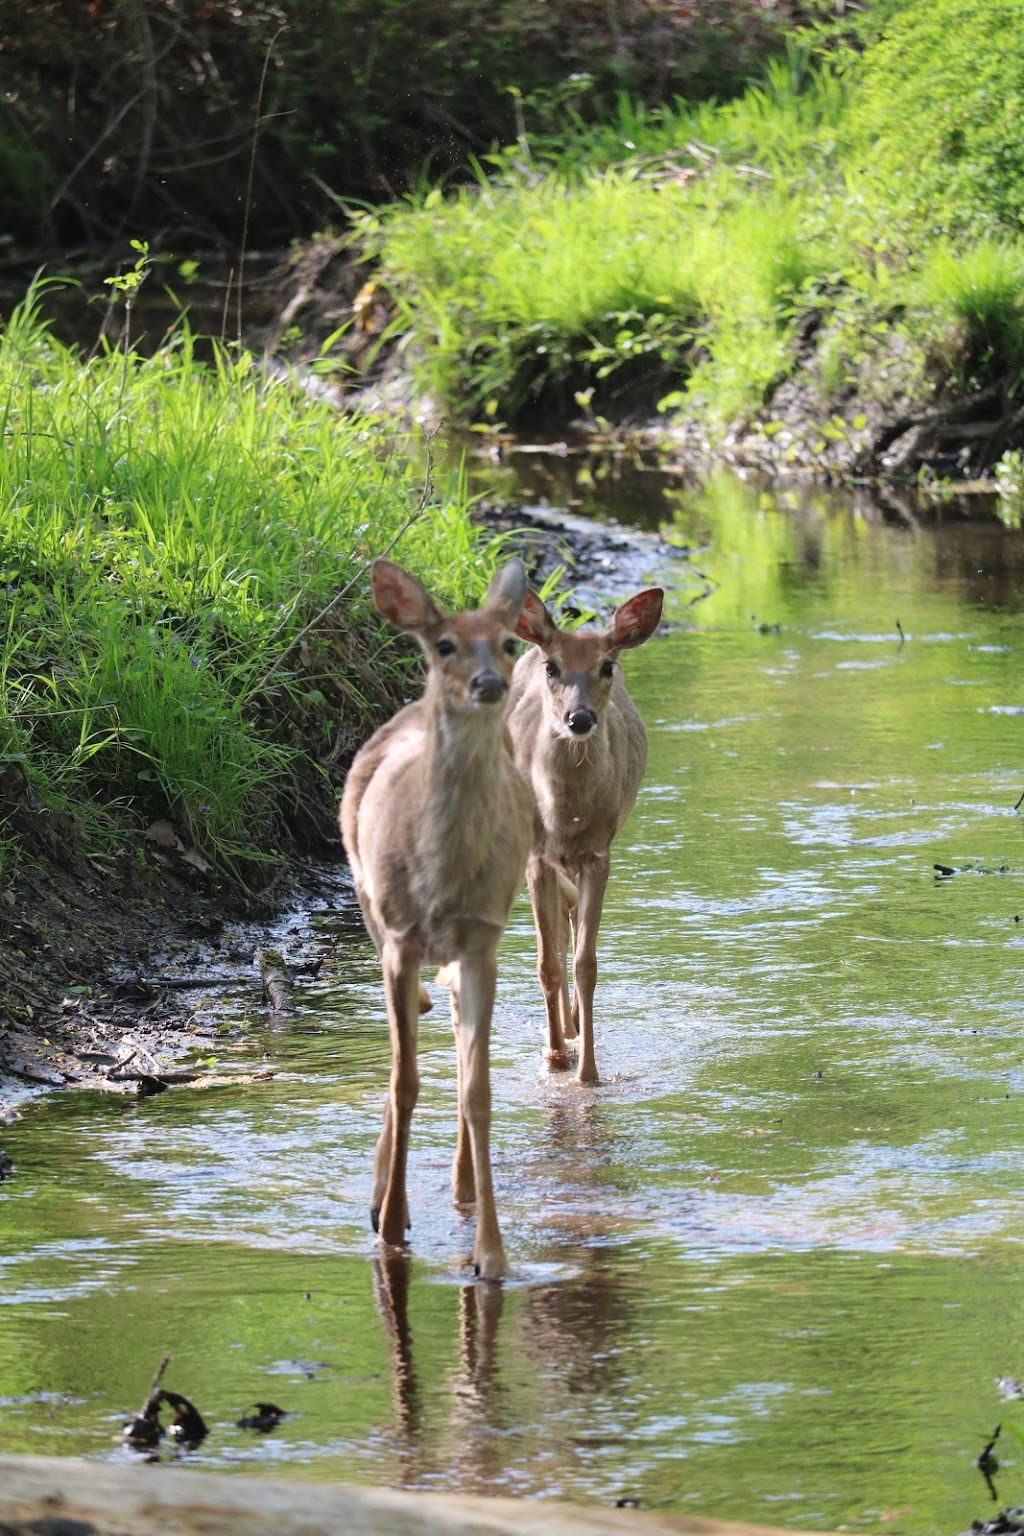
(418, 697, 508, 879)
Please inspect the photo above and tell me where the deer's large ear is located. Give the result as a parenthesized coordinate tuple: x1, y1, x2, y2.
(486, 558, 528, 623)
(515, 588, 557, 647)
(372, 559, 445, 635)
(606, 587, 664, 651)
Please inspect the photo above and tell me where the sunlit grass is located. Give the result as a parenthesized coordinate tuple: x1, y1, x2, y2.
(369, 167, 829, 426)
(917, 239, 1024, 379)
(360, 43, 861, 429)
(493, 40, 847, 183)
(364, 11, 1024, 435)
(0, 287, 492, 880)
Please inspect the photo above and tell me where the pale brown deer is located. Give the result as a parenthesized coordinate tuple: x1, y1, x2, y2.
(506, 585, 664, 1084)
(340, 558, 533, 1281)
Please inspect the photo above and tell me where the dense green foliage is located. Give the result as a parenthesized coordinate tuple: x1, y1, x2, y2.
(366, 164, 827, 426)
(845, 0, 1024, 241)
(0, 285, 491, 880)
(356, 0, 1024, 454)
(362, 52, 860, 429)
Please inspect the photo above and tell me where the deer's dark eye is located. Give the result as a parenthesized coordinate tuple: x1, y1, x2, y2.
(502, 636, 518, 656)
(600, 659, 614, 679)
(437, 637, 457, 658)
(545, 659, 561, 680)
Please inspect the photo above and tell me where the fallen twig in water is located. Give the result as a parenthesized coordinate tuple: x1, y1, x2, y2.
(114, 975, 244, 996)
(122, 1356, 208, 1451)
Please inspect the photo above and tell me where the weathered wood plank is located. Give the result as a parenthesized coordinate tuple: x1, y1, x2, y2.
(0, 1455, 832, 1536)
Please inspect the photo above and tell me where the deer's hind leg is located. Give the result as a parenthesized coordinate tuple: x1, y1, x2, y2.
(528, 856, 574, 1068)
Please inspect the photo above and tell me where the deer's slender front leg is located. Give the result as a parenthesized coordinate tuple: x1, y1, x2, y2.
(375, 941, 420, 1246)
(571, 853, 610, 1084)
(446, 964, 476, 1206)
(528, 855, 573, 1067)
(454, 944, 507, 1281)
(371, 1099, 392, 1231)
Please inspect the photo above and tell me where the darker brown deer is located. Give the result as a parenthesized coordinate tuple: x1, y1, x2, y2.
(340, 558, 533, 1280)
(506, 585, 664, 1083)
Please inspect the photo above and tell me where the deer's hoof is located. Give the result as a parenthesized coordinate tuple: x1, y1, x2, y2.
(473, 1250, 508, 1284)
(375, 1199, 411, 1244)
(544, 1048, 570, 1071)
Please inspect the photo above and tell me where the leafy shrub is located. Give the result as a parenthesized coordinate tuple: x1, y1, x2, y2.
(845, 0, 1024, 240)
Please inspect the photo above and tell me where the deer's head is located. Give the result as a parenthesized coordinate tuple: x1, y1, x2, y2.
(516, 587, 664, 738)
(373, 558, 528, 710)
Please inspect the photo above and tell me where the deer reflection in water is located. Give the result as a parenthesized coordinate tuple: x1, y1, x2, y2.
(372, 1250, 506, 1492)
(368, 1096, 643, 1500)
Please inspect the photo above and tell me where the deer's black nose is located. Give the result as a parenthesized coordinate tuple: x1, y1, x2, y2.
(566, 707, 597, 736)
(471, 671, 507, 705)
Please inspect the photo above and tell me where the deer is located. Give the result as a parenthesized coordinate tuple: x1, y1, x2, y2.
(339, 557, 534, 1282)
(506, 583, 664, 1084)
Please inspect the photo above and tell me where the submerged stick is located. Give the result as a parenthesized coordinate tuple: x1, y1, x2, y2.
(123, 1355, 172, 1447)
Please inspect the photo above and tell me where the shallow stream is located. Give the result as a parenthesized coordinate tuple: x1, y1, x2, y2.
(3, 466, 1024, 1534)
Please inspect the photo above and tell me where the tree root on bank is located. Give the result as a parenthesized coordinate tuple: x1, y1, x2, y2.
(866, 374, 1024, 478)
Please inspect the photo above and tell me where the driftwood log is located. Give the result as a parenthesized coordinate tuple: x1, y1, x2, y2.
(0, 1455, 835, 1536)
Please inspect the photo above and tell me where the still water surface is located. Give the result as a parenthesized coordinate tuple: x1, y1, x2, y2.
(3, 468, 1024, 1533)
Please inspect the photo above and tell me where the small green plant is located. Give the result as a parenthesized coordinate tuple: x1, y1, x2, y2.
(103, 239, 151, 300)
(919, 239, 1024, 384)
(995, 449, 1024, 528)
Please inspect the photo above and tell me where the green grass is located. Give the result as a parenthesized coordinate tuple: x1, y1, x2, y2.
(917, 240, 1024, 384)
(0, 285, 495, 883)
(359, 45, 862, 429)
(367, 166, 830, 427)
(359, 1, 1024, 441)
